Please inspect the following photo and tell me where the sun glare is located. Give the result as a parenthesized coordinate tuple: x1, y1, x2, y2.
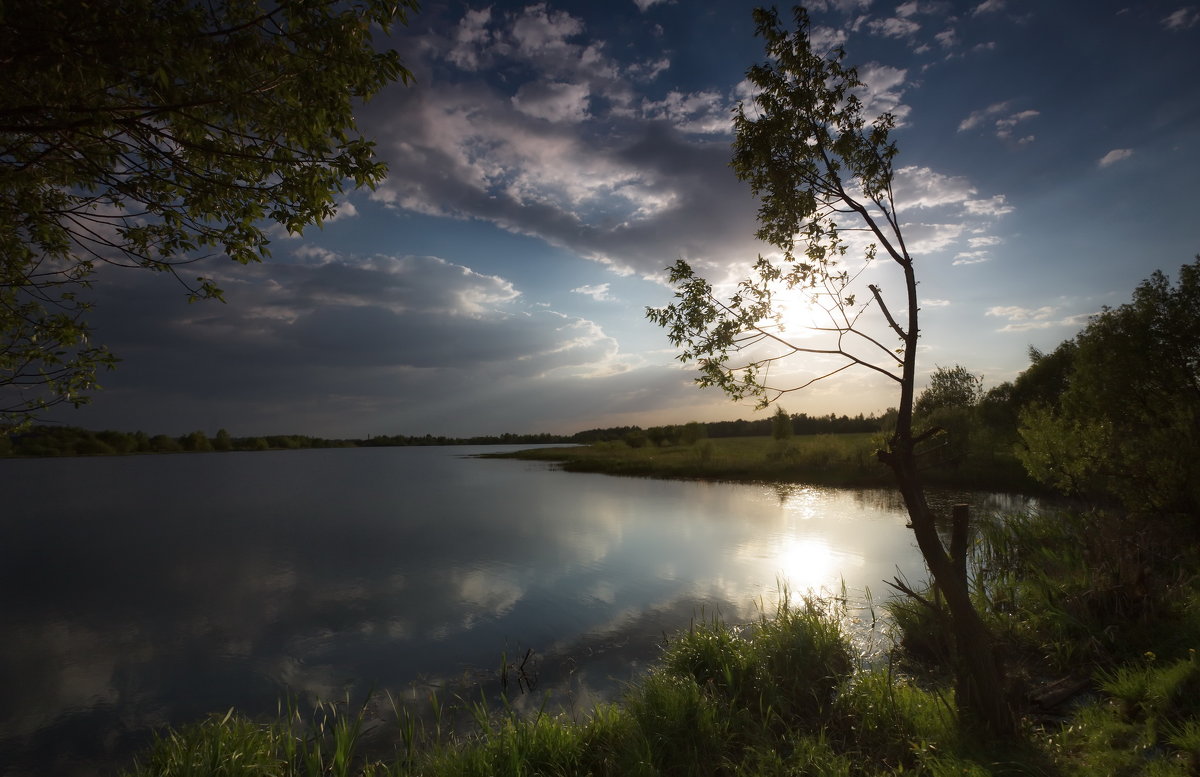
(771, 536, 838, 593)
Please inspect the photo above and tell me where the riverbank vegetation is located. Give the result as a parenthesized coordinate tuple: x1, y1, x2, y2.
(0, 411, 883, 459)
(491, 432, 1037, 493)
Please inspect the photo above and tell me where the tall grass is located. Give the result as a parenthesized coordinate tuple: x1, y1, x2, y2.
(123, 595, 1011, 777)
(492, 434, 1039, 492)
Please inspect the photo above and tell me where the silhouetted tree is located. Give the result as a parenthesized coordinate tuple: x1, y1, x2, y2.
(647, 6, 1013, 735)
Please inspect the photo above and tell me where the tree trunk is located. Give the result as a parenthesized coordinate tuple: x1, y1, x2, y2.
(882, 447, 1016, 736)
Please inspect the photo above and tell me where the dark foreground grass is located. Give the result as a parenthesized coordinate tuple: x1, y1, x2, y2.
(121, 505, 1200, 777)
(122, 597, 1048, 777)
(488, 435, 1038, 493)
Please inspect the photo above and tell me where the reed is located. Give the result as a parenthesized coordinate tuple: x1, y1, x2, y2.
(489, 434, 1039, 492)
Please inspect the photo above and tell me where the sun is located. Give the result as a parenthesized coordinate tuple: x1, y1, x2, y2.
(771, 536, 838, 595)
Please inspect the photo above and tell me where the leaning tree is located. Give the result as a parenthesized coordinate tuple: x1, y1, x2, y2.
(647, 6, 1014, 735)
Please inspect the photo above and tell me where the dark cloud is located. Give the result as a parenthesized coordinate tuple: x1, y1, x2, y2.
(50, 253, 725, 437)
(366, 6, 767, 278)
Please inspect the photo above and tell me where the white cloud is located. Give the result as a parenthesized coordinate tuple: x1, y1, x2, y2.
(963, 195, 1014, 217)
(854, 63, 912, 123)
(512, 81, 591, 123)
(934, 28, 958, 48)
(893, 165, 976, 209)
(638, 89, 733, 134)
(806, 0, 873, 12)
(633, 0, 673, 10)
(952, 251, 990, 266)
(972, 0, 1004, 14)
(448, 7, 496, 71)
(958, 103, 1037, 142)
(968, 235, 1002, 248)
(809, 25, 849, 53)
(921, 298, 952, 307)
(958, 101, 1009, 132)
(1098, 148, 1134, 168)
(904, 222, 965, 253)
(571, 283, 615, 302)
(994, 109, 1039, 139)
(986, 305, 1091, 332)
(511, 3, 585, 57)
(867, 16, 921, 37)
(1162, 7, 1200, 29)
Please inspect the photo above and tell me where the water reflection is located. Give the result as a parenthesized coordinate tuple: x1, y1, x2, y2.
(0, 447, 1032, 776)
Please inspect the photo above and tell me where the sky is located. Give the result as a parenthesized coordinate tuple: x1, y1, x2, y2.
(53, 0, 1200, 438)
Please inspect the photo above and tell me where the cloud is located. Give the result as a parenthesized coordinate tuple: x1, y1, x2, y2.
(362, 7, 765, 279)
(638, 89, 733, 134)
(1162, 7, 1200, 29)
(73, 253, 659, 435)
(808, 25, 849, 53)
(633, 0, 673, 10)
(854, 64, 912, 123)
(893, 165, 977, 209)
(986, 305, 1091, 332)
(447, 7, 496, 70)
(963, 195, 1014, 217)
(1098, 148, 1134, 168)
(958, 102, 1038, 142)
(867, 16, 921, 38)
(958, 101, 1009, 132)
(921, 298, 952, 307)
(934, 28, 958, 48)
(952, 251, 990, 266)
(512, 81, 591, 122)
(972, 0, 1004, 14)
(572, 283, 615, 302)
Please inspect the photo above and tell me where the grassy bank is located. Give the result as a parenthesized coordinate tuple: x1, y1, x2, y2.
(488, 434, 1039, 493)
(120, 598, 1025, 777)
(122, 505, 1200, 776)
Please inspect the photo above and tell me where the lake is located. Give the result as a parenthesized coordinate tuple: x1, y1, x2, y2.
(0, 445, 1028, 775)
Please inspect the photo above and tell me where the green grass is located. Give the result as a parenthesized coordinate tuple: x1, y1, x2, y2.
(121, 597, 1029, 777)
(488, 434, 1038, 492)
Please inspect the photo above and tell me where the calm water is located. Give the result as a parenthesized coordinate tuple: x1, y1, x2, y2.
(0, 446, 1026, 775)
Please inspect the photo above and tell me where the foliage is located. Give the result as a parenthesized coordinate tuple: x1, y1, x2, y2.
(771, 406, 794, 440)
(913, 365, 982, 420)
(1017, 257, 1200, 514)
(646, 5, 1013, 735)
(973, 508, 1199, 672)
(647, 6, 907, 410)
(0, 0, 419, 428)
(123, 698, 371, 777)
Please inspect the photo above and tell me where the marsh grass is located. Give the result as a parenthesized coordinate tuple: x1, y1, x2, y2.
(491, 434, 1037, 492)
(971, 509, 1200, 671)
(123, 698, 374, 777)
(122, 596, 1018, 777)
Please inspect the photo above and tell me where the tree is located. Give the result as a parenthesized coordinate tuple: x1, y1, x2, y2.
(771, 406, 793, 440)
(913, 365, 982, 419)
(0, 0, 418, 429)
(1018, 257, 1200, 515)
(647, 6, 1013, 734)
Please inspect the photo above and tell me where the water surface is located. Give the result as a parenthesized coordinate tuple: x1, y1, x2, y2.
(0, 446, 1024, 775)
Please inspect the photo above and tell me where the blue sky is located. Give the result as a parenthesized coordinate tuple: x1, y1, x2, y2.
(59, 0, 1200, 437)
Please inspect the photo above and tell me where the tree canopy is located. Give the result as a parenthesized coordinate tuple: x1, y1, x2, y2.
(0, 0, 417, 428)
(1018, 257, 1200, 515)
(647, 6, 1013, 735)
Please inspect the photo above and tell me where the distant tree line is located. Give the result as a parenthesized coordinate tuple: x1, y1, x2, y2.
(2, 412, 886, 459)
